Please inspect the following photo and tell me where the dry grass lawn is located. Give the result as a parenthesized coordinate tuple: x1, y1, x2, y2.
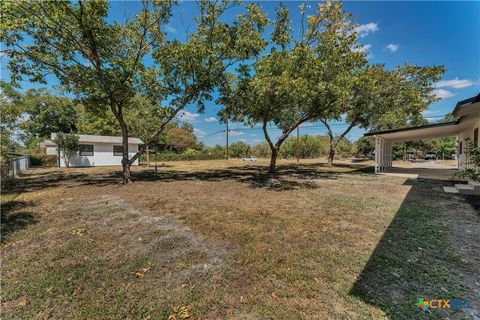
(1, 158, 479, 319)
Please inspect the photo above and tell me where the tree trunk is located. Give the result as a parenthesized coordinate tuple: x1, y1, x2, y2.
(62, 151, 70, 168)
(269, 147, 278, 174)
(327, 143, 335, 166)
(120, 123, 132, 184)
(121, 160, 132, 183)
(320, 118, 356, 167)
(146, 147, 150, 167)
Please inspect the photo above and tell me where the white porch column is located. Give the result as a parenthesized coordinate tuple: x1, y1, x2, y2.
(381, 137, 385, 172)
(375, 136, 384, 173)
(386, 141, 392, 170)
(375, 136, 393, 174)
(382, 137, 385, 172)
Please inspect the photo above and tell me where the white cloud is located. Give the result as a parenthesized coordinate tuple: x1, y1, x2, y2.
(386, 43, 399, 52)
(229, 130, 243, 136)
(356, 22, 379, 38)
(204, 117, 217, 123)
(432, 89, 455, 100)
(434, 78, 475, 89)
(422, 109, 443, 117)
(178, 110, 200, 122)
(353, 44, 372, 54)
(165, 25, 177, 33)
(193, 128, 206, 136)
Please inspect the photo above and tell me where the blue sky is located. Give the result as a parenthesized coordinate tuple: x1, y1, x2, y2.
(2, 1, 479, 146)
(170, 1, 480, 146)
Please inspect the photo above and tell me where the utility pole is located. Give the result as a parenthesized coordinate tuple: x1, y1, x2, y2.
(296, 126, 300, 163)
(226, 120, 229, 159)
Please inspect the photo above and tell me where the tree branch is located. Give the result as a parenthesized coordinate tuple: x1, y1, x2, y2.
(262, 109, 275, 151)
(128, 91, 197, 165)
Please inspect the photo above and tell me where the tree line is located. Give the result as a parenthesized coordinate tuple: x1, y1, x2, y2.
(2, 0, 444, 182)
(0, 83, 203, 157)
(1, 82, 358, 162)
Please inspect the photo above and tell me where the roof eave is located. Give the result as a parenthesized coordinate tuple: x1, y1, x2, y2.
(364, 120, 459, 137)
(452, 93, 480, 117)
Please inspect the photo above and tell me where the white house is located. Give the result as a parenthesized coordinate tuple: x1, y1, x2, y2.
(40, 133, 143, 167)
(364, 93, 480, 173)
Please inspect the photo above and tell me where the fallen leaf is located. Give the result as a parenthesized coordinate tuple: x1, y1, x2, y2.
(134, 262, 153, 278)
(72, 228, 86, 236)
(168, 305, 190, 320)
(17, 297, 28, 307)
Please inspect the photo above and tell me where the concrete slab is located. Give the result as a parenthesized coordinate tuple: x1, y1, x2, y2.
(443, 186, 459, 194)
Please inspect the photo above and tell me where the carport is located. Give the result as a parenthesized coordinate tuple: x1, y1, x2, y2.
(365, 93, 480, 175)
(365, 121, 461, 174)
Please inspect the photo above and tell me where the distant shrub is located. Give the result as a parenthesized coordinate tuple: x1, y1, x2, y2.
(182, 148, 197, 159)
(141, 152, 224, 162)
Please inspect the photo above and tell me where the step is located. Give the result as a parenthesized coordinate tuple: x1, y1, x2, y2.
(468, 180, 480, 189)
(443, 186, 459, 194)
(455, 184, 479, 195)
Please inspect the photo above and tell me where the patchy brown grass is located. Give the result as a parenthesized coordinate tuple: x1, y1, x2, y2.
(1, 159, 479, 319)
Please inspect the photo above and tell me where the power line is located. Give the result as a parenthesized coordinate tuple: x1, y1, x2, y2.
(202, 129, 227, 138)
(198, 113, 451, 139)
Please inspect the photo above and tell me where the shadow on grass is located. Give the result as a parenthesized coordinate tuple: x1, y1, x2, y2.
(462, 195, 480, 212)
(1, 200, 37, 243)
(3, 162, 374, 193)
(130, 162, 374, 191)
(1, 171, 118, 196)
(350, 178, 478, 319)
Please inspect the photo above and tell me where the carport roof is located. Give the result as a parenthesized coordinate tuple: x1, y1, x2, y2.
(363, 120, 461, 142)
(364, 92, 479, 142)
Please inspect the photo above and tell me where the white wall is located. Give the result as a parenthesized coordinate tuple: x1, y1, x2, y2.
(458, 119, 480, 170)
(58, 142, 140, 167)
(46, 147, 57, 155)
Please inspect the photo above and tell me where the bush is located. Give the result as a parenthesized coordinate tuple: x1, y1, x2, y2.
(453, 142, 480, 181)
(454, 169, 480, 181)
(1, 158, 12, 185)
(30, 154, 57, 167)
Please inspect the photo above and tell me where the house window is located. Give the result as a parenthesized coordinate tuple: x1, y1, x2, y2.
(475, 128, 479, 146)
(79, 144, 94, 156)
(459, 141, 463, 155)
(113, 145, 123, 156)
